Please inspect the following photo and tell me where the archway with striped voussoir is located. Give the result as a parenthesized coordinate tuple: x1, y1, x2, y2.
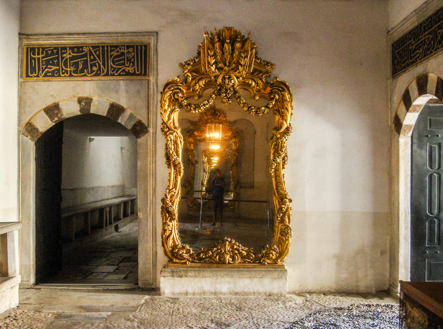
(393, 73, 443, 135)
(21, 96, 148, 142)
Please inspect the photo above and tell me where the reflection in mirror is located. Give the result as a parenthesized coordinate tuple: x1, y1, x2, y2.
(178, 103, 274, 252)
(160, 27, 293, 264)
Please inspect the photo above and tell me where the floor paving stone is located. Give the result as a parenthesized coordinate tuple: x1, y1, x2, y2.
(93, 265, 118, 273)
(86, 272, 108, 279)
(105, 274, 127, 280)
(47, 220, 138, 285)
(2, 289, 399, 329)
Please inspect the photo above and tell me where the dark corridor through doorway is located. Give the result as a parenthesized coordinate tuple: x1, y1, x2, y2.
(34, 115, 138, 286)
(35, 122, 64, 284)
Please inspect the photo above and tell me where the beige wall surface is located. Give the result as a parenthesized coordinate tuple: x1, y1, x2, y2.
(20, 0, 390, 292)
(389, 0, 426, 30)
(0, 0, 19, 223)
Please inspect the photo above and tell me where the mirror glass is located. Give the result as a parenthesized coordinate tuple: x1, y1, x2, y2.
(160, 27, 293, 264)
(178, 94, 274, 252)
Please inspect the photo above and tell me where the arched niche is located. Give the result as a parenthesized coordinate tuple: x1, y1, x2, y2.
(19, 98, 154, 287)
(21, 97, 148, 142)
(392, 72, 442, 287)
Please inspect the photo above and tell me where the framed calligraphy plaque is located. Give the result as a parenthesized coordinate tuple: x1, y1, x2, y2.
(24, 44, 149, 80)
(392, 6, 443, 77)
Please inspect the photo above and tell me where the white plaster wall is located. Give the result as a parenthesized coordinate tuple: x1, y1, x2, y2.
(62, 118, 137, 207)
(0, 0, 19, 223)
(20, 0, 390, 293)
(389, 0, 426, 30)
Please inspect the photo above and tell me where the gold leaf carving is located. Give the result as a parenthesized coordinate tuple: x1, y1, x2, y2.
(160, 27, 293, 264)
(194, 238, 257, 264)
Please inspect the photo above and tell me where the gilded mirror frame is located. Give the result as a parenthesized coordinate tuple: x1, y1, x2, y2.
(183, 108, 239, 209)
(160, 27, 293, 264)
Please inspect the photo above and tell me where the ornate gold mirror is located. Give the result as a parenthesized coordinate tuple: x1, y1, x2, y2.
(161, 27, 293, 264)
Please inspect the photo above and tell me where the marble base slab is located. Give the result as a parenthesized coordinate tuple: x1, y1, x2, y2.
(160, 263, 287, 296)
(0, 276, 20, 314)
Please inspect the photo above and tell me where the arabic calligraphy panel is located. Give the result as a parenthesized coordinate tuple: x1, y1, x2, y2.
(24, 44, 149, 79)
(392, 6, 443, 76)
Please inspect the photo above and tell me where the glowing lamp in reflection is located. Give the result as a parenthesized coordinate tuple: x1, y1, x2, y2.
(207, 123, 222, 141)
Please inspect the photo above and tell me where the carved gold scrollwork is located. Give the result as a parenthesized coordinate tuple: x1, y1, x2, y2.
(161, 27, 293, 264)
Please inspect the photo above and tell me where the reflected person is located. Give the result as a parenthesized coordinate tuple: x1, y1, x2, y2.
(210, 169, 225, 226)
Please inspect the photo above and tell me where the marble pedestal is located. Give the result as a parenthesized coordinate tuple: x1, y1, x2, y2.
(0, 223, 21, 314)
(160, 263, 287, 296)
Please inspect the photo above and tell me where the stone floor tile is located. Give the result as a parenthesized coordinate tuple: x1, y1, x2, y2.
(19, 289, 147, 308)
(47, 319, 84, 329)
(104, 274, 127, 280)
(19, 288, 40, 302)
(86, 272, 108, 279)
(91, 246, 118, 252)
(125, 273, 138, 282)
(121, 256, 138, 262)
(112, 250, 135, 257)
(113, 267, 133, 275)
(40, 305, 88, 313)
(88, 258, 110, 266)
(98, 259, 121, 266)
(46, 220, 138, 285)
(16, 303, 45, 311)
(66, 265, 96, 272)
(93, 265, 118, 273)
(56, 312, 111, 322)
(80, 305, 138, 313)
(87, 251, 108, 257)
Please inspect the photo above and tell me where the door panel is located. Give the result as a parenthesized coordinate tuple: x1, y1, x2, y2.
(35, 122, 64, 283)
(411, 104, 443, 282)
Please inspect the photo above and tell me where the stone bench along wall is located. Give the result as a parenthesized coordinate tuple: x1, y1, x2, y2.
(61, 185, 126, 208)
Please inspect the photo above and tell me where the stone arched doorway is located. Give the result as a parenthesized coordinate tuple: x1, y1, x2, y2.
(22, 97, 148, 142)
(19, 97, 155, 287)
(393, 73, 443, 285)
